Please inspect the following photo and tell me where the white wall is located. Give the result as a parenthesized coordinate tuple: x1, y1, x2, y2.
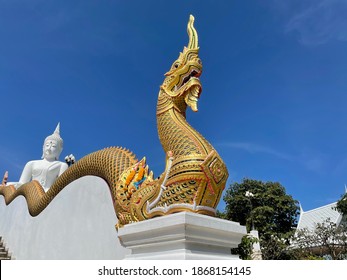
(0, 176, 129, 259)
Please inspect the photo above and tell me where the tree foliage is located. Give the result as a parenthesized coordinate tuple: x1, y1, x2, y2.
(222, 178, 299, 259)
(293, 218, 347, 260)
(258, 232, 295, 260)
(223, 178, 299, 235)
(336, 193, 347, 216)
(231, 235, 258, 260)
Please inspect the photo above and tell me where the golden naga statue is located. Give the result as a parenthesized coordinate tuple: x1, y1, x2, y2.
(0, 15, 228, 228)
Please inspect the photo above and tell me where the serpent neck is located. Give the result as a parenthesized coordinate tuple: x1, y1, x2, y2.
(156, 95, 213, 158)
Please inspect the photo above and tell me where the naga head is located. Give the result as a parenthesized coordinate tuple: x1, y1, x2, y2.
(160, 15, 202, 113)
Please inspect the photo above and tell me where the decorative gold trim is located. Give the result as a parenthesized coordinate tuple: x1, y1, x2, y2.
(0, 15, 228, 229)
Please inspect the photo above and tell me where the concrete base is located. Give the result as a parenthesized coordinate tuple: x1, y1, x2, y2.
(118, 212, 247, 260)
(0, 176, 130, 259)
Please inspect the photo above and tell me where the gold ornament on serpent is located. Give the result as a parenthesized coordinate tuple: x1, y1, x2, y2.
(0, 15, 228, 229)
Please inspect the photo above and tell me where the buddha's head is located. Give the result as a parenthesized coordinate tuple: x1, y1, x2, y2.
(42, 123, 64, 161)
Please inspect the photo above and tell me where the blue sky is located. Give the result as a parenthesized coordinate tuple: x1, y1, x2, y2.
(1, 0, 347, 212)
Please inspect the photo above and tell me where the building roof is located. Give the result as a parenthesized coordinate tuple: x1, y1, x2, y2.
(296, 202, 343, 232)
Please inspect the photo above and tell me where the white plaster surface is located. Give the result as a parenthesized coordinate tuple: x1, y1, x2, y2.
(0, 176, 129, 259)
(118, 212, 247, 260)
(250, 229, 262, 260)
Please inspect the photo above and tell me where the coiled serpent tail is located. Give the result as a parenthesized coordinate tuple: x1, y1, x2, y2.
(0, 147, 137, 216)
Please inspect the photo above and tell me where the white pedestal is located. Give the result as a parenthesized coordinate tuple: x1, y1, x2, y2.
(118, 212, 247, 260)
(250, 229, 262, 260)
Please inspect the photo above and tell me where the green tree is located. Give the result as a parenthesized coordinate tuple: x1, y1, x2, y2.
(293, 218, 347, 260)
(336, 193, 347, 216)
(222, 178, 299, 259)
(231, 235, 258, 260)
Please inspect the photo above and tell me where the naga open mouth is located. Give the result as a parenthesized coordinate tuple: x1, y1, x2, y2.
(174, 68, 201, 92)
(178, 68, 202, 112)
(182, 69, 200, 85)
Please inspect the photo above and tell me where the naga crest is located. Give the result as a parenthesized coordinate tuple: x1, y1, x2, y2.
(159, 15, 202, 114)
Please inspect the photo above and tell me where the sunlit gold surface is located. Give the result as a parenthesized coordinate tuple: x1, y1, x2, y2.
(0, 15, 228, 228)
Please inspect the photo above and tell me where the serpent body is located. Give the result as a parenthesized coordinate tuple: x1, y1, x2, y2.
(0, 15, 228, 228)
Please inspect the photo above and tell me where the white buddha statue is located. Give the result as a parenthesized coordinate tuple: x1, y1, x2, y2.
(9, 123, 68, 192)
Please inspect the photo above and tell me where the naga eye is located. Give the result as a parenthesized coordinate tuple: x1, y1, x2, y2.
(174, 63, 179, 68)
